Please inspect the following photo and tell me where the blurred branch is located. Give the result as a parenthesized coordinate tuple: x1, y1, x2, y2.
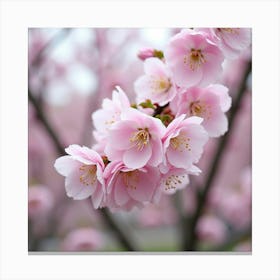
(28, 89, 65, 155)
(28, 89, 137, 251)
(30, 28, 72, 68)
(182, 60, 252, 251)
(100, 208, 136, 251)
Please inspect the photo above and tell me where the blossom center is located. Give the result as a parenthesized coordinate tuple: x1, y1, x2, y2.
(79, 165, 97, 186)
(122, 171, 139, 190)
(130, 128, 150, 151)
(170, 132, 191, 152)
(189, 101, 211, 120)
(164, 174, 186, 191)
(150, 77, 171, 94)
(105, 111, 120, 127)
(184, 48, 206, 71)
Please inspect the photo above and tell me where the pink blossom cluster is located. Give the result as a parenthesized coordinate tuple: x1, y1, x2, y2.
(54, 28, 251, 211)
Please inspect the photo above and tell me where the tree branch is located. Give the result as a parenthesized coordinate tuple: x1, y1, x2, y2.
(28, 89, 137, 251)
(182, 60, 252, 250)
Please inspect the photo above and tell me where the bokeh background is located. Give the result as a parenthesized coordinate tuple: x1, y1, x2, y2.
(28, 28, 252, 252)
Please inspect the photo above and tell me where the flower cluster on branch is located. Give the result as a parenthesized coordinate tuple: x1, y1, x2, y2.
(54, 28, 251, 212)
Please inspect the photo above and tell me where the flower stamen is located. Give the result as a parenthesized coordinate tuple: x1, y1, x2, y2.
(149, 77, 172, 94)
(130, 128, 150, 151)
(184, 48, 206, 71)
(164, 174, 186, 191)
(189, 101, 212, 120)
(79, 165, 97, 186)
(170, 133, 191, 152)
(122, 171, 139, 190)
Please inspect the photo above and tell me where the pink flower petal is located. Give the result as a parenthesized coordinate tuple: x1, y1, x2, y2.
(91, 185, 105, 209)
(114, 175, 130, 206)
(126, 167, 159, 202)
(65, 170, 94, 200)
(123, 144, 152, 169)
(54, 156, 80, 176)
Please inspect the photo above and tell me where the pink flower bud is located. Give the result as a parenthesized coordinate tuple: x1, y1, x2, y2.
(137, 48, 156, 60)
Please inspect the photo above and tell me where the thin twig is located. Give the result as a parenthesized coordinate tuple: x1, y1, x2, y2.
(30, 28, 72, 68)
(182, 60, 252, 250)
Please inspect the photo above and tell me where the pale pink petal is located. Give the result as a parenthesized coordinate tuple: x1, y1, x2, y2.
(207, 84, 231, 112)
(166, 147, 193, 169)
(148, 138, 163, 166)
(144, 57, 169, 77)
(107, 120, 136, 150)
(65, 145, 94, 165)
(104, 144, 124, 162)
(54, 156, 80, 176)
(168, 55, 203, 87)
(91, 186, 104, 209)
(65, 170, 94, 200)
(126, 167, 159, 201)
(203, 110, 228, 137)
(112, 86, 131, 108)
(123, 144, 152, 169)
(114, 175, 130, 206)
(161, 169, 190, 194)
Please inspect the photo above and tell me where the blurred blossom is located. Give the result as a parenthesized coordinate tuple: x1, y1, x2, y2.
(28, 185, 54, 219)
(234, 240, 251, 252)
(137, 196, 178, 227)
(196, 215, 227, 245)
(61, 228, 103, 251)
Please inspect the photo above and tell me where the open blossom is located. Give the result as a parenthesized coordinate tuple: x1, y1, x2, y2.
(54, 144, 105, 209)
(211, 28, 251, 59)
(162, 115, 208, 171)
(196, 215, 227, 245)
(103, 161, 161, 211)
(170, 84, 231, 137)
(134, 57, 177, 106)
(105, 107, 166, 169)
(165, 29, 224, 88)
(92, 86, 130, 135)
(160, 168, 190, 195)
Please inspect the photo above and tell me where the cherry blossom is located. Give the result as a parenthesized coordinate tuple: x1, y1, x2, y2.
(103, 161, 161, 211)
(54, 144, 105, 208)
(211, 28, 251, 59)
(170, 84, 231, 137)
(162, 114, 208, 170)
(92, 86, 130, 135)
(134, 57, 177, 106)
(165, 29, 224, 88)
(160, 168, 190, 195)
(105, 107, 166, 169)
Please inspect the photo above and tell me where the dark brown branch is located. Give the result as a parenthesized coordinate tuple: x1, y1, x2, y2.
(182, 60, 252, 250)
(153, 103, 169, 117)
